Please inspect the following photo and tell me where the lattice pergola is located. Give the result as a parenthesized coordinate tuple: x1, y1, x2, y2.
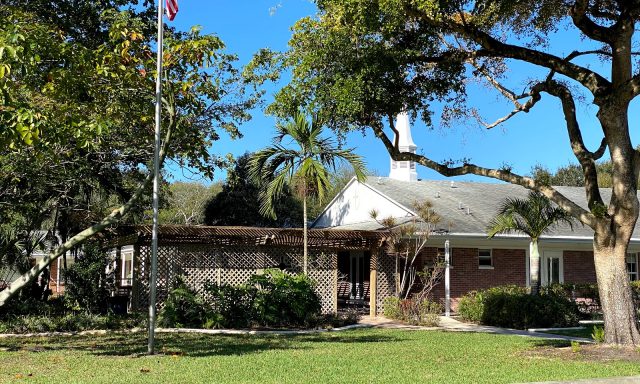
(110, 225, 392, 315)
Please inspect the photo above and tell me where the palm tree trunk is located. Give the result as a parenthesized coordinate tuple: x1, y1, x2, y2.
(530, 240, 540, 295)
(303, 192, 308, 275)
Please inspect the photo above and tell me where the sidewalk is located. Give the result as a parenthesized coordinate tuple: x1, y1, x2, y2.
(358, 315, 594, 343)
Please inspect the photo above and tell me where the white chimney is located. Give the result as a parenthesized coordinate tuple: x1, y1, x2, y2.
(389, 112, 418, 182)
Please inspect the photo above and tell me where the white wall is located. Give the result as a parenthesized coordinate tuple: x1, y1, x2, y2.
(314, 180, 413, 228)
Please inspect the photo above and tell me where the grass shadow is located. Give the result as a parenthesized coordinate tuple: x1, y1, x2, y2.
(527, 338, 572, 348)
(0, 329, 401, 358)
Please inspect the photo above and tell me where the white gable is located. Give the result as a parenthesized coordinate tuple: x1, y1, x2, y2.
(313, 178, 414, 228)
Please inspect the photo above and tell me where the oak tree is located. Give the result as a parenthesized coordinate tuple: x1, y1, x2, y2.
(259, 0, 640, 345)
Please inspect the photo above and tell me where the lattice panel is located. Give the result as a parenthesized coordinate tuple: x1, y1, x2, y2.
(131, 244, 340, 314)
(177, 244, 221, 292)
(376, 252, 397, 315)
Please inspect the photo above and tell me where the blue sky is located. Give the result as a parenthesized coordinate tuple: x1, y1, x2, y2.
(167, 0, 639, 184)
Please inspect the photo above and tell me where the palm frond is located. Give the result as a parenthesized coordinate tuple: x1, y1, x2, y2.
(487, 191, 575, 239)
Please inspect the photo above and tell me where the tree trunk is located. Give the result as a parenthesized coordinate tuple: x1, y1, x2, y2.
(530, 240, 540, 295)
(303, 192, 308, 275)
(592, 97, 640, 345)
(593, 239, 640, 345)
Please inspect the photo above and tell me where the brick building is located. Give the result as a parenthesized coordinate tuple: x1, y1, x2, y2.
(311, 114, 639, 312)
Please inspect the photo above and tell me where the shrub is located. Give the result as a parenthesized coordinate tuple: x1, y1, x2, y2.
(632, 281, 640, 315)
(383, 297, 403, 320)
(202, 282, 256, 329)
(592, 325, 606, 343)
(248, 269, 321, 327)
(457, 291, 485, 323)
(383, 296, 441, 326)
(457, 285, 580, 329)
(329, 309, 361, 328)
(159, 277, 210, 328)
(160, 270, 322, 329)
(64, 243, 114, 314)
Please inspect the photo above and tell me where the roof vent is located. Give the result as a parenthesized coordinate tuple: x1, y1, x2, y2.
(467, 207, 471, 215)
(458, 202, 463, 210)
(377, 177, 383, 184)
(450, 181, 456, 188)
(435, 191, 440, 198)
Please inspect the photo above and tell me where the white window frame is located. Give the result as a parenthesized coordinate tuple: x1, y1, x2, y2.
(627, 252, 638, 281)
(478, 249, 493, 269)
(121, 249, 134, 287)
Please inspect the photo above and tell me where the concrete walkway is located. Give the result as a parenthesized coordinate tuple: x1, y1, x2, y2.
(358, 315, 595, 343)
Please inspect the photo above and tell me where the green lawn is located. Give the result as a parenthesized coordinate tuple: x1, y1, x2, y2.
(0, 329, 638, 383)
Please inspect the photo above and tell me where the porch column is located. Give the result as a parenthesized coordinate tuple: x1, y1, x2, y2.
(370, 250, 378, 317)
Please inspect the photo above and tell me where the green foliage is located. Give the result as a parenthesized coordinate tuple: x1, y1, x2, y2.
(457, 285, 580, 329)
(530, 162, 619, 188)
(592, 326, 606, 343)
(160, 270, 322, 329)
(383, 296, 441, 326)
(0, 312, 145, 333)
(202, 282, 256, 329)
(158, 181, 221, 225)
(247, 269, 322, 327)
(159, 277, 209, 329)
(570, 340, 581, 353)
(487, 191, 575, 240)
(0, 3, 259, 303)
(249, 111, 366, 220)
(204, 153, 303, 227)
(63, 244, 114, 314)
(457, 291, 486, 323)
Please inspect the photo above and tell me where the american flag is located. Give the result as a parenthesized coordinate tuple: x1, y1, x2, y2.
(166, 0, 178, 21)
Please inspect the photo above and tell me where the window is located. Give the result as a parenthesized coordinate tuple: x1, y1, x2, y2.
(478, 249, 493, 268)
(627, 253, 638, 281)
(410, 161, 416, 170)
(121, 250, 134, 286)
(399, 161, 407, 168)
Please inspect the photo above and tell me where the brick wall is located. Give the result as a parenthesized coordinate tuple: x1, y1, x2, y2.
(418, 247, 526, 308)
(563, 250, 597, 284)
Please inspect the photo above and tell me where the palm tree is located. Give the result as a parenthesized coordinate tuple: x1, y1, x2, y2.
(487, 191, 575, 294)
(249, 111, 366, 274)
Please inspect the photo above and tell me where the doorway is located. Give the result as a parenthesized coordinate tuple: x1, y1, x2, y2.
(337, 251, 371, 310)
(542, 251, 563, 285)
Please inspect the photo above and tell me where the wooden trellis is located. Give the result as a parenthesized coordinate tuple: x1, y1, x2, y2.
(375, 252, 397, 315)
(132, 243, 339, 314)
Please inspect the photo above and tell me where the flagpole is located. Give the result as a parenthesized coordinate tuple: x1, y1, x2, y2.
(148, 0, 163, 355)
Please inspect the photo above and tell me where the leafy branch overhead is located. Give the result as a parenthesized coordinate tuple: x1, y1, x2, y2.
(0, 4, 260, 306)
(257, 0, 640, 345)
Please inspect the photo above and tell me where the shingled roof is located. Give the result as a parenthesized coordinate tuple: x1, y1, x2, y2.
(322, 177, 640, 241)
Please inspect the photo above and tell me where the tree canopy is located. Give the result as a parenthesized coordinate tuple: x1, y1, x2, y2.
(204, 153, 303, 227)
(254, 0, 640, 345)
(0, 2, 260, 305)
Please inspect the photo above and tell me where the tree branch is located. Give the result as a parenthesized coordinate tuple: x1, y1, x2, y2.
(570, 0, 615, 43)
(408, 7, 612, 97)
(368, 119, 598, 228)
(541, 80, 606, 212)
(0, 109, 177, 307)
